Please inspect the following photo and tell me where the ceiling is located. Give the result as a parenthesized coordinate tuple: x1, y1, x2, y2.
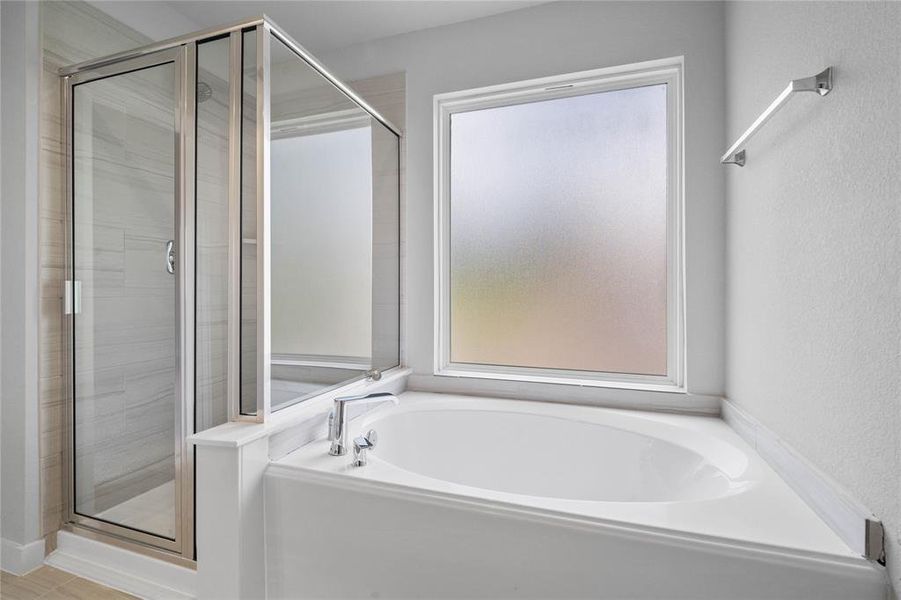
(91, 1, 547, 54)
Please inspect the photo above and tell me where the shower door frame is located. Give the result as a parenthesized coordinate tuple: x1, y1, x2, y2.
(61, 44, 197, 560)
(58, 14, 402, 562)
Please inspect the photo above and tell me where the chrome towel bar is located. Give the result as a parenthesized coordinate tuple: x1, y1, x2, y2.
(721, 67, 833, 166)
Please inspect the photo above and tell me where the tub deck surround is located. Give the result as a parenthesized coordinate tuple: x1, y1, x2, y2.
(722, 398, 886, 563)
(266, 394, 886, 599)
(273, 392, 857, 559)
(188, 367, 411, 449)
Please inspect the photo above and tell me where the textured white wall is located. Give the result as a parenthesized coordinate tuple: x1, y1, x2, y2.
(724, 1, 901, 593)
(321, 1, 727, 403)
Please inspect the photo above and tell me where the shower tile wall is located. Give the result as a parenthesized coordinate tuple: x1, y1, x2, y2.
(71, 65, 177, 518)
(41, 3, 237, 534)
(39, 0, 156, 538)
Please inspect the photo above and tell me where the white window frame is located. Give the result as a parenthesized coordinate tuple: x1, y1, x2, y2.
(433, 56, 685, 393)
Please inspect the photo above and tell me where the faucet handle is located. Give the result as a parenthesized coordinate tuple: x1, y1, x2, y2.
(352, 429, 378, 467)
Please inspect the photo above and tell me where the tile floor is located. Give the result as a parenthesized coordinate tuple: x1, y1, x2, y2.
(0, 566, 136, 599)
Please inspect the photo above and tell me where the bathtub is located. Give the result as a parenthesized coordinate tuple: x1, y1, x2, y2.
(265, 392, 885, 599)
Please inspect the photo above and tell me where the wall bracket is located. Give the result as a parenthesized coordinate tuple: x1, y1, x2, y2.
(865, 518, 886, 565)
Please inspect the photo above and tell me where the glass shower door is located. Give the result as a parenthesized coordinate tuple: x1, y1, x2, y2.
(69, 51, 184, 548)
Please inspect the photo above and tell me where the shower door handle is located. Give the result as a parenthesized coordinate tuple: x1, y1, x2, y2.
(64, 280, 81, 315)
(166, 240, 175, 275)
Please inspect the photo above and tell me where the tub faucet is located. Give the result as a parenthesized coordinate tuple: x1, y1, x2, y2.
(328, 392, 398, 456)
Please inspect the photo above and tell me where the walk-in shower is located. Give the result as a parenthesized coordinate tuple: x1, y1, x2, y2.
(60, 16, 401, 560)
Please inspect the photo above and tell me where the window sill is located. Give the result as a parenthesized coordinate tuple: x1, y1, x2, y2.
(435, 366, 685, 394)
(415, 370, 716, 415)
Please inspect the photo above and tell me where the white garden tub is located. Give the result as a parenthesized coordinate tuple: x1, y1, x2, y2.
(265, 392, 885, 599)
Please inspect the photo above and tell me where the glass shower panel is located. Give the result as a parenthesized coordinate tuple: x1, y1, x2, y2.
(266, 36, 373, 411)
(370, 120, 401, 373)
(240, 29, 258, 415)
(196, 37, 230, 431)
(72, 62, 178, 540)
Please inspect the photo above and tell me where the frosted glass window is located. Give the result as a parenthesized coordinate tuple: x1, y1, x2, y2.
(449, 84, 668, 376)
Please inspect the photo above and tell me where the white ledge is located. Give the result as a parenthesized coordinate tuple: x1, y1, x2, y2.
(408, 373, 719, 415)
(721, 398, 882, 561)
(189, 367, 411, 448)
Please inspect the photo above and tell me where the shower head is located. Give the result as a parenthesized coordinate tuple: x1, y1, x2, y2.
(197, 81, 213, 103)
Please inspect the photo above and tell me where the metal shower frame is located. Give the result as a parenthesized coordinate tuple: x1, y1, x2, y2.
(60, 15, 400, 562)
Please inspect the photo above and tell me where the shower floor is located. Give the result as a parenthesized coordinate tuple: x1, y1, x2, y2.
(94, 480, 176, 539)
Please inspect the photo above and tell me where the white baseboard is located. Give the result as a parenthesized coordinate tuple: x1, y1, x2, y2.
(1, 537, 45, 575)
(45, 531, 196, 599)
(721, 398, 884, 563)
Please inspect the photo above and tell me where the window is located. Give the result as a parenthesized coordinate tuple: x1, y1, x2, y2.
(434, 58, 684, 391)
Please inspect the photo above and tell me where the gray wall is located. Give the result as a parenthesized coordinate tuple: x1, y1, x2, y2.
(320, 1, 727, 400)
(1, 0, 43, 553)
(724, 1, 901, 593)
